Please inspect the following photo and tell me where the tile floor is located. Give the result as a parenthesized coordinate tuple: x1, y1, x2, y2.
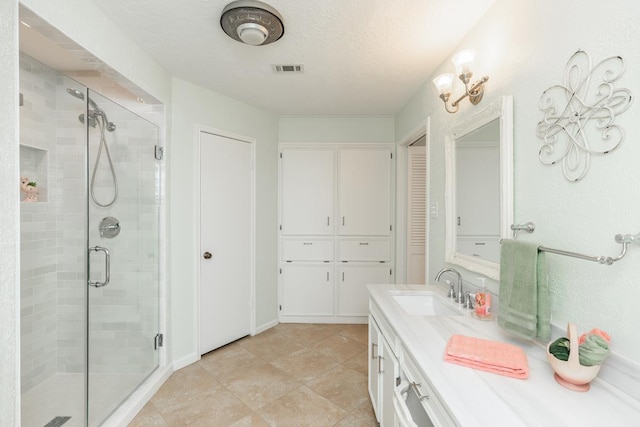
(129, 323, 378, 426)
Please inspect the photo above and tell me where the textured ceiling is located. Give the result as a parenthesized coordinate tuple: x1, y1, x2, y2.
(91, 0, 495, 116)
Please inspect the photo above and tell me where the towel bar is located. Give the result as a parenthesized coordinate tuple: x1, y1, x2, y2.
(504, 223, 639, 265)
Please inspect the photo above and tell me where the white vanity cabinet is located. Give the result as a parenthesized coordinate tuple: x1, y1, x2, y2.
(369, 314, 399, 426)
(279, 144, 394, 322)
(397, 345, 456, 427)
(370, 298, 455, 427)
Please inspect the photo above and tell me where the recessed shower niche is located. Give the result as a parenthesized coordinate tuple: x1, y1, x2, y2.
(19, 144, 48, 202)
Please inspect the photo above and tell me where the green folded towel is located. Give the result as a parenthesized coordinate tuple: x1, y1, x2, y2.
(579, 334, 610, 366)
(498, 239, 550, 340)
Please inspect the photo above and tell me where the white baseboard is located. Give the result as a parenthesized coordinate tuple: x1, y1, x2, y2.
(254, 318, 278, 335)
(278, 315, 367, 324)
(172, 352, 200, 371)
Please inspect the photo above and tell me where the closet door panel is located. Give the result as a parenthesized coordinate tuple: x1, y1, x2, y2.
(338, 264, 392, 316)
(280, 148, 334, 235)
(281, 264, 334, 316)
(338, 148, 392, 236)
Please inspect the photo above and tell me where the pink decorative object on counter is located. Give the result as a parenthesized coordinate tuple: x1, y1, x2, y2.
(20, 176, 39, 202)
(547, 322, 602, 392)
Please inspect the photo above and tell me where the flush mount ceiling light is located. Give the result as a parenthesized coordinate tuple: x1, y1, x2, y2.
(220, 0, 284, 46)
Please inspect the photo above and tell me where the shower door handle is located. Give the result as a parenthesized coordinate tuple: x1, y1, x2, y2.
(88, 246, 111, 287)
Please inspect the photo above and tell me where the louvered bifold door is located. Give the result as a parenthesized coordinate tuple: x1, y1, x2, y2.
(407, 145, 426, 284)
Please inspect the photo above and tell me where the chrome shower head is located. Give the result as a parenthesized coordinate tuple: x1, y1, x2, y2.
(66, 87, 116, 132)
(66, 87, 85, 100)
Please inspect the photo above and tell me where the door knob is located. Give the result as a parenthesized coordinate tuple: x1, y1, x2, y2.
(203, 251, 212, 259)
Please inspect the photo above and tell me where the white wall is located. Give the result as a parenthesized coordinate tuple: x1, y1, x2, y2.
(0, 1, 20, 424)
(20, 0, 171, 103)
(396, 0, 640, 360)
(170, 78, 279, 363)
(279, 117, 395, 143)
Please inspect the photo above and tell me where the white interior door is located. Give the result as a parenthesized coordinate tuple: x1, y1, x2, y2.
(199, 131, 252, 355)
(407, 145, 426, 284)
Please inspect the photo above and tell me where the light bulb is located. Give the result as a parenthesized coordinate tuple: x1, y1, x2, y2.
(432, 73, 454, 96)
(452, 49, 476, 76)
(237, 23, 268, 46)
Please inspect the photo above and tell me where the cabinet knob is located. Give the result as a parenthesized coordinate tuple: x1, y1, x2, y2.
(203, 251, 212, 259)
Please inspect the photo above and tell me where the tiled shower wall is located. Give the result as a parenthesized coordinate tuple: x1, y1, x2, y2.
(85, 95, 160, 378)
(20, 53, 162, 395)
(19, 54, 60, 392)
(20, 54, 90, 392)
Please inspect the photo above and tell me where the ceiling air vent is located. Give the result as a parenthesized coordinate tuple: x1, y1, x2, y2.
(272, 64, 304, 73)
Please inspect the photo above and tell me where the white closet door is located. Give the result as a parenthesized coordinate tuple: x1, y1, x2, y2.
(338, 264, 391, 316)
(407, 145, 426, 284)
(338, 148, 392, 236)
(281, 264, 334, 316)
(280, 148, 334, 235)
(199, 131, 252, 355)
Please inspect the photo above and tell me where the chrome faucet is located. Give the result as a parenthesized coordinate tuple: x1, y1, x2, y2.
(435, 267, 464, 304)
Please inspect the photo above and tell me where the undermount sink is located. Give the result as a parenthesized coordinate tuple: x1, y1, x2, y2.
(389, 291, 465, 316)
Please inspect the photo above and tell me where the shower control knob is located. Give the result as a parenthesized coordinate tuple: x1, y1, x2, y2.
(203, 251, 212, 259)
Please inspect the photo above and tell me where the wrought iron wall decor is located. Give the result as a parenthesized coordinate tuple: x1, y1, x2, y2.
(536, 50, 633, 182)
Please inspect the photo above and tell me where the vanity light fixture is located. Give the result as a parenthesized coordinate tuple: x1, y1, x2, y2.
(433, 49, 489, 114)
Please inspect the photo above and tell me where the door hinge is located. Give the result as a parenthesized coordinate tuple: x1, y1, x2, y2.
(390, 225, 392, 231)
(155, 145, 164, 160)
(390, 269, 393, 275)
(279, 304, 282, 311)
(154, 333, 164, 350)
(390, 152, 393, 159)
(280, 152, 282, 158)
(279, 225, 282, 231)
(279, 268, 282, 274)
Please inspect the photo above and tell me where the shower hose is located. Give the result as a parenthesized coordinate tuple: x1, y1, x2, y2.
(90, 113, 118, 208)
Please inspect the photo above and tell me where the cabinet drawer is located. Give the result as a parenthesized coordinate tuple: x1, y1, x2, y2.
(339, 240, 390, 261)
(282, 239, 334, 261)
(456, 236, 500, 263)
(400, 344, 456, 426)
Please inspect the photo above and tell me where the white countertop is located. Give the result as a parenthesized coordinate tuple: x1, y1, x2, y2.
(368, 283, 640, 427)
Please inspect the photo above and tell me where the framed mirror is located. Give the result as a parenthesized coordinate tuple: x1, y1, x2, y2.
(444, 96, 513, 280)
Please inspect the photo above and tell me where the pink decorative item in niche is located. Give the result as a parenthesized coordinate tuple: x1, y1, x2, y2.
(20, 176, 39, 202)
(547, 322, 601, 392)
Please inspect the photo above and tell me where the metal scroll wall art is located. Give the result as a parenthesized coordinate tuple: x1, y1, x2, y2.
(536, 50, 633, 182)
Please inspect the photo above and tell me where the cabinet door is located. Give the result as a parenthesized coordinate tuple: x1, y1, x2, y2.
(339, 264, 392, 316)
(380, 336, 398, 427)
(368, 317, 382, 422)
(338, 148, 392, 236)
(280, 148, 334, 235)
(281, 264, 334, 315)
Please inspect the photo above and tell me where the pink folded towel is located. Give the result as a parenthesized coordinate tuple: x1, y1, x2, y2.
(444, 334, 529, 379)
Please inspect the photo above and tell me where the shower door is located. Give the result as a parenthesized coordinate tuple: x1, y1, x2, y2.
(85, 90, 161, 426)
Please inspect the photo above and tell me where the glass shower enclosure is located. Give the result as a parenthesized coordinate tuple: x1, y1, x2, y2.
(19, 54, 161, 427)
